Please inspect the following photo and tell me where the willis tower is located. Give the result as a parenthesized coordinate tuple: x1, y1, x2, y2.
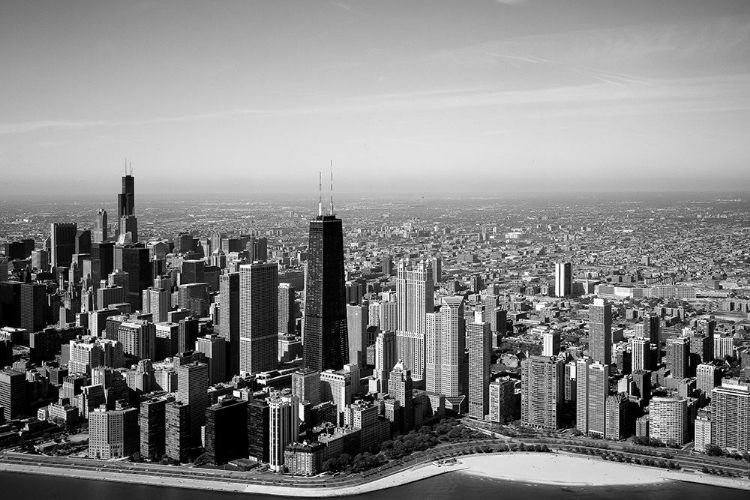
(303, 173, 348, 372)
(118, 164, 138, 242)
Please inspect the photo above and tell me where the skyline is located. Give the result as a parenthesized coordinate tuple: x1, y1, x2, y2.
(2, 0, 750, 195)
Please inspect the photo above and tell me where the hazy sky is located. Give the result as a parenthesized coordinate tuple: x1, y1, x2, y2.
(1, 0, 749, 196)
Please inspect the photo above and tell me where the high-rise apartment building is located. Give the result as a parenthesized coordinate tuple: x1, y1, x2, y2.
(142, 287, 169, 323)
(388, 361, 414, 433)
(139, 397, 167, 460)
(278, 283, 297, 335)
(219, 272, 240, 378)
(542, 330, 561, 357)
(588, 298, 612, 364)
(303, 211, 348, 373)
(666, 336, 690, 379)
(488, 377, 516, 423)
(292, 367, 321, 406)
(521, 356, 564, 430)
(239, 262, 279, 375)
(425, 296, 467, 413)
(88, 403, 139, 459)
(176, 361, 209, 445)
(118, 320, 156, 361)
(346, 302, 369, 367)
(395, 260, 434, 380)
(555, 262, 572, 298)
(165, 401, 191, 462)
(578, 362, 609, 437)
(268, 393, 299, 472)
(205, 398, 249, 465)
(196, 335, 227, 385)
(710, 383, 750, 452)
(696, 363, 719, 399)
(650, 396, 688, 446)
(374, 330, 397, 391)
(634, 313, 660, 345)
(467, 316, 491, 419)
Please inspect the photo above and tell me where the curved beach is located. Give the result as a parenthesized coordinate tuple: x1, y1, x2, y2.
(1, 451, 748, 495)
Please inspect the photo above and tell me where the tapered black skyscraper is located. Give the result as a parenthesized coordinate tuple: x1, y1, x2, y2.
(303, 174, 348, 372)
(118, 165, 138, 242)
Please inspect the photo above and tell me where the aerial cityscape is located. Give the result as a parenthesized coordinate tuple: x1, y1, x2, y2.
(1, 1, 750, 498)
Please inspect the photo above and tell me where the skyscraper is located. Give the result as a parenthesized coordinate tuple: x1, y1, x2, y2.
(118, 171, 138, 242)
(239, 262, 279, 375)
(303, 211, 348, 373)
(522, 355, 564, 430)
(396, 259, 434, 380)
(94, 209, 108, 243)
(374, 330, 397, 391)
(588, 298, 612, 365)
(555, 262, 572, 298)
(268, 393, 299, 472)
(219, 272, 240, 378)
(650, 396, 688, 446)
(710, 384, 750, 452)
(196, 335, 227, 385)
(51, 222, 77, 270)
(635, 313, 660, 345)
(346, 302, 368, 367)
(666, 336, 690, 379)
(278, 283, 297, 335)
(20, 282, 46, 332)
(176, 361, 209, 445)
(425, 296, 467, 413)
(467, 315, 491, 419)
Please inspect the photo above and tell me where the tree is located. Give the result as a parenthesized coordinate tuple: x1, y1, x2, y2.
(704, 444, 723, 457)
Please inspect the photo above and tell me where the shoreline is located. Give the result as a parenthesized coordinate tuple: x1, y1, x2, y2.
(0, 451, 748, 495)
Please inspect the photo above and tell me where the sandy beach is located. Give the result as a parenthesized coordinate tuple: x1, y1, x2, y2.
(1, 451, 748, 495)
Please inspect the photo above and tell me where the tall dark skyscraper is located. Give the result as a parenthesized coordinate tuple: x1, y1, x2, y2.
(118, 170, 138, 242)
(303, 195, 348, 372)
(51, 222, 77, 270)
(219, 272, 240, 378)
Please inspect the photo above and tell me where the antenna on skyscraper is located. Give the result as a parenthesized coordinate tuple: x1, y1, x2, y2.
(330, 160, 334, 216)
(124, 158, 128, 175)
(129, 161, 133, 176)
(318, 171, 323, 217)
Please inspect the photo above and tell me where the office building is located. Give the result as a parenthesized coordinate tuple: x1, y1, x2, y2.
(239, 262, 279, 375)
(635, 313, 660, 345)
(51, 222, 77, 270)
(395, 259, 434, 380)
(114, 245, 151, 310)
(542, 330, 561, 357)
(94, 209, 108, 243)
(118, 172, 138, 242)
(20, 282, 46, 332)
(178, 317, 199, 353)
(142, 287, 170, 323)
(177, 283, 210, 318)
(0, 369, 27, 420)
(303, 211, 348, 373)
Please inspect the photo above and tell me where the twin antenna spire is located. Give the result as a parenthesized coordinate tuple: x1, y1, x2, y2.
(124, 158, 133, 176)
(318, 161, 335, 217)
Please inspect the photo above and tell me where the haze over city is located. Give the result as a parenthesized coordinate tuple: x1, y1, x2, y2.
(2, 0, 749, 196)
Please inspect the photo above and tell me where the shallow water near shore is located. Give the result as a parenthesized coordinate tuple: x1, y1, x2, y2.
(1, 469, 747, 500)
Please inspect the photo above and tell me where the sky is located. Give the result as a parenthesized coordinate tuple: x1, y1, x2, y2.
(1, 0, 749, 197)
